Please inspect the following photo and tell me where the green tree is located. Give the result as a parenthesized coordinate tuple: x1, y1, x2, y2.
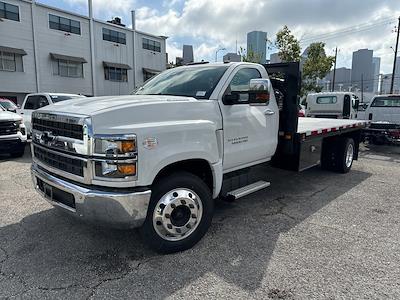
(275, 25, 301, 62)
(238, 46, 262, 63)
(302, 42, 335, 95)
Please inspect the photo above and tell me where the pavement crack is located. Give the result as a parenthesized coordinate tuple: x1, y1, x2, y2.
(307, 186, 329, 198)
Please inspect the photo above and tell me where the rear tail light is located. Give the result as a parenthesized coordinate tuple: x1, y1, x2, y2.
(388, 130, 400, 139)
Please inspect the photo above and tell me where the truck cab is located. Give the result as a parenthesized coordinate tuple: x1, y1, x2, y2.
(306, 92, 360, 119)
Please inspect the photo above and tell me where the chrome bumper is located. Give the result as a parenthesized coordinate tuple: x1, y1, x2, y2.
(31, 163, 151, 229)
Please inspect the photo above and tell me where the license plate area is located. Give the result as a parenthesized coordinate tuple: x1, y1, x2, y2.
(43, 183, 53, 200)
(36, 177, 76, 209)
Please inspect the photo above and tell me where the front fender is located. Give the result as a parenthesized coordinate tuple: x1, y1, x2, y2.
(136, 120, 221, 189)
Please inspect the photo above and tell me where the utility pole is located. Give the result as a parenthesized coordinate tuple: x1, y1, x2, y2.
(361, 74, 364, 102)
(331, 47, 338, 92)
(390, 16, 400, 94)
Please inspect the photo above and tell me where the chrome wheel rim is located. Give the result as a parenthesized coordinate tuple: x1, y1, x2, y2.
(345, 143, 354, 168)
(153, 188, 203, 241)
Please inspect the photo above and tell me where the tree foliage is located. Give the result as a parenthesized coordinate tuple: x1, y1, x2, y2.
(275, 25, 301, 62)
(302, 42, 335, 94)
(238, 46, 262, 63)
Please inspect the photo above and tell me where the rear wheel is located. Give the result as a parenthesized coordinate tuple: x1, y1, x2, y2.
(140, 172, 213, 253)
(335, 138, 355, 173)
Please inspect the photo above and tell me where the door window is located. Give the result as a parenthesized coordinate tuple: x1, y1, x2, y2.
(371, 96, 400, 107)
(24, 96, 49, 110)
(226, 68, 261, 103)
(316, 96, 337, 104)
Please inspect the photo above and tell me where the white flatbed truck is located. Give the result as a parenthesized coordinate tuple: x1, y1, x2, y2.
(30, 62, 369, 253)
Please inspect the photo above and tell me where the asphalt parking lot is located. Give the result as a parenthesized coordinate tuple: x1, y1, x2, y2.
(1, 144, 400, 299)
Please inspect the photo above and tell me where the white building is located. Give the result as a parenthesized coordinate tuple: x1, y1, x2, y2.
(0, 0, 167, 105)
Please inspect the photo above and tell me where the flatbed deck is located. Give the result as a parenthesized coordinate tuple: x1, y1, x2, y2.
(297, 117, 369, 137)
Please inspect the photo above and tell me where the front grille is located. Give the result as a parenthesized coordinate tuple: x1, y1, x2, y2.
(32, 118, 83, 140)
(37, 178, 76, 209)
(0, 121, 18, 136)
(34, 145, 84, 177)
(370, 123, 400, 130)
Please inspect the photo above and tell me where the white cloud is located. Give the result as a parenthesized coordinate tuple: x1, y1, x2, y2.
(134, 0, 400, 73)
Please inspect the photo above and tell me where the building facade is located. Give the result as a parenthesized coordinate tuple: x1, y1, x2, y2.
(372, 57, 381, 93)
(269, 52, 281, 64)
(0, 0, 167, 105)
(247, 31, 267, 64)
(351, 49, 374, 93)
(323, 67, 352, 92)
(182, 45, 194, 65)
(380, 57, 400, 94)
(223, 52, 241, 62)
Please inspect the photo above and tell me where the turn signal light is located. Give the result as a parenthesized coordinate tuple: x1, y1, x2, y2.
(121, 140, 136, 153)
(117, 164, 136, 176)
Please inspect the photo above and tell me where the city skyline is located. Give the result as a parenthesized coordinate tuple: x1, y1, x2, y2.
(35, 0, 400, 74)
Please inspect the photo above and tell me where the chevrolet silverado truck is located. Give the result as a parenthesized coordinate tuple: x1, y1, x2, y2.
(0, 105, 27, 157)
(30, 62, 368, 253)
(362, 94, 400, 145)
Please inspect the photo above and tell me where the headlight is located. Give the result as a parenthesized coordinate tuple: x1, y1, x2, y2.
(95, 161, 137, 178)
(94, 136, 137, 157)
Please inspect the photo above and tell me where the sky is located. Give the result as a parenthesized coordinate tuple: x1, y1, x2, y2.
(37, 0, 400, 74)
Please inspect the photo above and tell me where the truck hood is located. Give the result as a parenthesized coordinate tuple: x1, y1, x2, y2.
(0, 111, 22, 122)
(39, 95, 197, 116)
(37, 94, 222, 135)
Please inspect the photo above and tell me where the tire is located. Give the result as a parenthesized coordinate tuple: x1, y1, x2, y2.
(140, 172, 214, 253)
(335, 138, 355, 173)
(11, 145, 25, 158)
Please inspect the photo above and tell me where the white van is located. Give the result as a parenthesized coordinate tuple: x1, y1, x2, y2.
(305, 92, 360, 119)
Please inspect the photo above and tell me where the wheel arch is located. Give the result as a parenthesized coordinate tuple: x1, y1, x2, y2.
(152, 158, 221, 198)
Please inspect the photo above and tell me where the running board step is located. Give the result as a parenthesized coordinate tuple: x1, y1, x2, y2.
(227, 181, 270, 200)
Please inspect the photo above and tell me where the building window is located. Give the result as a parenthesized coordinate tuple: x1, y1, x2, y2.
(142, 38, 161, 52)
(0, 51, 16, 71)
(104, 67, 128, 82)
(53, 59, 83, 78)
(102, 28, 126, 44)
(49, 14, 81, 35)
(0, 2, 19, 21)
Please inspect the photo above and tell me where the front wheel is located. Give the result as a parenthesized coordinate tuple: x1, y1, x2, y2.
(140, 172, 214, 253)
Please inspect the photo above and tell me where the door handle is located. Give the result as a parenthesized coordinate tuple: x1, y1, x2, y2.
(20, 112, 24, 115)
(264, 109, 275, 116)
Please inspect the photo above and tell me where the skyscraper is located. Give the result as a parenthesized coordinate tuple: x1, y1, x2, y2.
(182, 45, 194, 65)
(247, 31, 267, 64)
(372, 57, 381, 93)
(351, 49, 374, 92)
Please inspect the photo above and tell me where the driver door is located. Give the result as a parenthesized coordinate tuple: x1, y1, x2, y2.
(219, 66, 279, 172)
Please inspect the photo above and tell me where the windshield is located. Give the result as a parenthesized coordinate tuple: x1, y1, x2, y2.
(371, 96, 400, 107)
(0, 100, 17, 109)
(135, 65, 229, 99)
(50, 95, 83, 103)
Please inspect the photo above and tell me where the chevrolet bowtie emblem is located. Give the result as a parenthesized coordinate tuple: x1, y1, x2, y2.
(40, 131, 56, 144)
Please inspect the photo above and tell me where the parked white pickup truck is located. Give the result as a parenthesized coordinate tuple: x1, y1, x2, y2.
(30, 62, 368, 253)
(0, 105, 27, 157)
(18, 93, 85, 135)
(362, 94, 400, 144)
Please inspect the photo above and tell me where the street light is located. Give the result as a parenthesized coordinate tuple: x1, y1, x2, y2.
(215, 48, 226, 62)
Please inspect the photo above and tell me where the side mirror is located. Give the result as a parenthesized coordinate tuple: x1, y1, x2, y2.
(222, 92, 240, 105)
(249, 78, 270, 105)
(354, 99, 360, 110)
